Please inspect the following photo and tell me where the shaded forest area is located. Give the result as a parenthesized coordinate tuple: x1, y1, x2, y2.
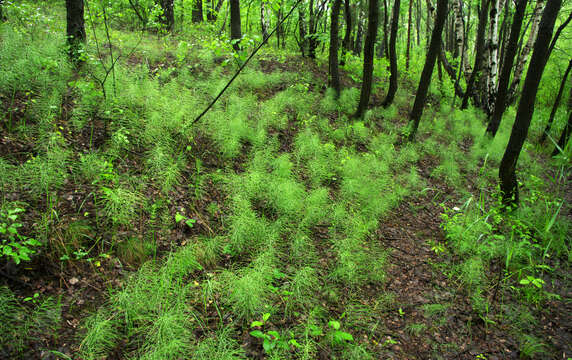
(0, 0, 571, 358)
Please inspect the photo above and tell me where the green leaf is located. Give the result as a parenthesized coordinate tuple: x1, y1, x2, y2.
(175, 213, 185, 223)
(308, 324, 322, 336)
(250, 321, 264, 328)
(334, 330, 354, 342)
(267, 330, 280, 339)
(328, 320, 341, 330)
(250, 330, 265, 339)
(289, 339, 302, 348)
(185, 218, 196, 228)
(262, 313, 271, 322)
(263, 338, 274, 353)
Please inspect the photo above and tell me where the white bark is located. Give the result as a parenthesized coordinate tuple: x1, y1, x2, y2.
(486, 0, 502, 112)
(509, 0, 544, 99)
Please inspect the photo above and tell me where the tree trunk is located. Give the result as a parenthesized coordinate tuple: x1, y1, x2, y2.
(329, 0, 342, 96)
(416, 0, 421, 45)
(508, 0, 545, 104)
(298, 3, 308, 56)
(159, 0, 175, 31)
(378, 0, 389, 58)
(486, 0, 527, 137)
(308, 0, 317, 58)
(485, 0, 502, 114)
(66, 0, 86, 60)
(354, 0, 380, 118)
(426, 0, 434, 48)
(353, 5, 365, 55)
(341, 0, 352, 64)
(230, 0, 242, 50)
(261, 1, 270, 39)
(208, 0, 224, 21)
(408, 0, 448, 140)
(499, 0, 561, 206)
(0, 0, 5, 22)
(461, 0, 489, 109)
(552, 99, 572, 156)
(541, 58, 572, 143)
(452, 0, 466, 71)
(406, 0, 413, 70)
(383, 0, 401, 107)
(193, 0, 203, 22)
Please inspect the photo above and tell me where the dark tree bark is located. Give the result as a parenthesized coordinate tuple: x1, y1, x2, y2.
(66, 0, 86, 60)
(208, 0, 224, 21)
(230, 0, 242, 50)
(341, 0, 352, 64)
(329, 0, 342, 96)
(552, 102, 572, 156)
(308, 0, 317, 58)
(461, 0, 489, 109)
(499, 0, 562, 205)
(485, 0, 527, 137)
(439, 42, 466, 97)
(382, 0, 401, 107)
(541, 58, 572, 143)
(298, 4, 308, 56)
(193, 0, 204, 22)
(159, 0, 175, 31)
(406, 0, 413, 70)
(408, 0, 448, 140)
(354, 0, 380, 118)
(381, 0, 389, 58)
(547, 10, 572, 59)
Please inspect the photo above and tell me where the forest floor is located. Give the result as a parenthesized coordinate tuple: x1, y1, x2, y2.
(1, 9, 571, 360)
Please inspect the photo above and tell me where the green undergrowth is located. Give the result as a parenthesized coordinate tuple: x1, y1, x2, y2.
(1, 3, 570, 359)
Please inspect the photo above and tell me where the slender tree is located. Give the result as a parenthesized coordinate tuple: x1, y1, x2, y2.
(486, 0, 528, 137)
(499, 0, 561, 205)
(541, 58, 572, 143)
(0, 0, 5, 22)
(193, 0, 204, 22)
(382, 0, 401, 107)
(408, 0, 448, 140)
(298, 3, 308, 56)
(159, 0, 175, 31)
(329, 0, 342, 96)
(461, 0, 489, 109)
(354, 0, 380, 118)
(508, 0, 545, 103)
(552, 87, 572, 156)
(406, 0, 413, 70)
(207, 0, 224, 21)
(486, 0, 502, 114)
(341, 0, 352, 64)
(230, 0, 242, 50)
(261, 0, 270, 39)
(66, 0, 86, 61)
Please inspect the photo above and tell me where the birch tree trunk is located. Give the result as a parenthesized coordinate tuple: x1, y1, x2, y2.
(486, 0, 502, 114)
(261, 1, 270, 39)
(461, 0, 489, 109)
(508, 0, 545, 103)
(452, 0, 465, 68)
(486, 0, 528, 137)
